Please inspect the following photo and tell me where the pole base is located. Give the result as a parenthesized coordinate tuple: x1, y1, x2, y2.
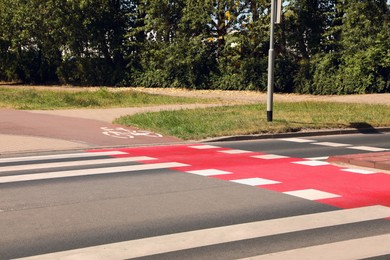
(267, 111, 273, 122)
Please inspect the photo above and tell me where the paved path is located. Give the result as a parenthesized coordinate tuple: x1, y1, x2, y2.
(0, 106, 197, 155)
(28, 103, 223, 123)
(132, 87, 390, 105)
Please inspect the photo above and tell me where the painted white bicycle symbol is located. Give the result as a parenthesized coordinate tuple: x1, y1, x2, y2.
(101, 127, 163, 139)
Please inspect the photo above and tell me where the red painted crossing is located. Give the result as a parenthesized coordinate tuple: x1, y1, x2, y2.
(89, 144, 390, 210)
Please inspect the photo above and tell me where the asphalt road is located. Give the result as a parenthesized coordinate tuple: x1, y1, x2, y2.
(0, 133, 389, 259)
(211, 131, 390, 158)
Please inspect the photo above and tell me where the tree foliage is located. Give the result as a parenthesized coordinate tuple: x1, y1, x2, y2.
(310, 0, 390, 93)
(0, 0, 388, 93)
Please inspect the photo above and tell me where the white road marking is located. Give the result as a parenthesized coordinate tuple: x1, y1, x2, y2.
(231, 178, 281, 186)
(251, 154, 290, 160)
(341, 168, 378, 175)
(186, 169, 232, 176)
(305, 156, 329, 161)
(313, 142, 351, 147)
(292, 161, 330, 166)
(240, 234, 390, 260)
(348, 146, 389, 152)
(280, 138, 316, 143)
(0, 151, 127, 164)
(0, 162, 189, 184)
(284, 189, 341, 200)
(219, 149, 252, 154)
(0, 157, 156, 172)
(19, 206, 390, 260)
(101, 127, 163, 139)
(188, 145, 220, 149)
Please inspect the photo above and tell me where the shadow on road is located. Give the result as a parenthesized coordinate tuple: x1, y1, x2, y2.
(349, 122, 382, 134)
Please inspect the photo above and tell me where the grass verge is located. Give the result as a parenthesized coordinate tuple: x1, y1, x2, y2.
(115, 102, 390, 140)
(0, 87, 219, 109)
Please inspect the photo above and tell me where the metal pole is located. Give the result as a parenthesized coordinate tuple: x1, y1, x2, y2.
(267, 0, 276, 122)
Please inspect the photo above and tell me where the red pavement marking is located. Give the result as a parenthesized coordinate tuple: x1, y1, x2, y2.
(88, 145, 390, 210)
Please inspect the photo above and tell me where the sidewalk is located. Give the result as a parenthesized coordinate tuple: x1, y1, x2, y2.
(328, 152, 390, 172)
(0, 103, 229, 156)
(0, 105, 199, 156)
(0, 134, 89, 155)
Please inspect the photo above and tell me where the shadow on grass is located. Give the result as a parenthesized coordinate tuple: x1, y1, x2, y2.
(274, 120, 384, 134)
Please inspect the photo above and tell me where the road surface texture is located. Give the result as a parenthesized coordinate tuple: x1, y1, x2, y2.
(0, 134, 389, 259)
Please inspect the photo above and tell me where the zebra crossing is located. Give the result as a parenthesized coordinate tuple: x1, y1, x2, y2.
(18, 206, 390, 259)
(92, 144, 390, 209)
(280, 137, 390, 152)
(1, 147, 389, 259)
(0, 151, 188, 184)
(241, 234, 390, 260)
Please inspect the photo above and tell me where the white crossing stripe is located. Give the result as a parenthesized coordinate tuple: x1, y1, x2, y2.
(186, 169, 232, 176)
(18, 206, 390, 260)
(0, 151, 128, 164)
(280, 138, 316, 143)
(219, 149, 252, 154)
(341, 168, 377, 175)
(313, 142, 350, 147)
(0, 162, 189, 184)
(0, 156, 156, 172)
(240, 234, 390, 260)
(292, 161, 330, 166)
(305, 156, 329, 161)
(252, 154, 290, 160)
(188, 145, 220, 149)
(231, 178, 281, 186)
(348, 146, 389, 152)
(284, 189, 341, 200)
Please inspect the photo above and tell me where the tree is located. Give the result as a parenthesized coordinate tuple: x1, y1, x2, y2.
(0, 0, 67, 83)
(1, 0, 388, 92)
(279, 0, 335, 92)
(311, 0, 390, 93)
(57, 0, 134, 85)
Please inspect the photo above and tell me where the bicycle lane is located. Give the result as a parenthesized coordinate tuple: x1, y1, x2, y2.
(0, 109, 181, 152)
